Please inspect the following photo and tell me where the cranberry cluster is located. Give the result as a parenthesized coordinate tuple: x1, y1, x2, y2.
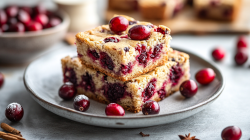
(0, 4, 61, 33)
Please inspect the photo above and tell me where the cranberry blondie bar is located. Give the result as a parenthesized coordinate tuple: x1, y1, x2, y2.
(61, 50, 190, 113)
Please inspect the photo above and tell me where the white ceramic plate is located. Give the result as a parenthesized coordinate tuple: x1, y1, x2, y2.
(24, 47, 225, 128)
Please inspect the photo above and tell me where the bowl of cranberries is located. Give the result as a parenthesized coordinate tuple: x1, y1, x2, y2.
(0, 4, 70, 64)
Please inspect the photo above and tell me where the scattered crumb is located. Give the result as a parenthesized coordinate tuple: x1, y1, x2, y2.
(139, 132, 150, 137)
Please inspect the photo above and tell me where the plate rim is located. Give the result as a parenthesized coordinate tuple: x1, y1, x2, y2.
(23, 47, 225, 119)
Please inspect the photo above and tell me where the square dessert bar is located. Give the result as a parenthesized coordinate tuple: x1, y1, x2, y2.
(76, 15, 172, 81)
(138, 0, 186, 19)
(194, 0, 242, 21)
(61, 50, 190, 113)
(108, 0, 138, 11)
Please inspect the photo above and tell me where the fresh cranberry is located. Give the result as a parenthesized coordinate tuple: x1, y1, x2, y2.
(103, 83, 126, 103)
(221, 126, 242, 140)
(129, 21, 137, 25)
(180, 80, 198, 98)
(63, 68, 77, 85)
(234, 50, 248, 65)
(170, 65, 183, 86)
(157, 81, 167, 99)
(128, 25, 150, 40)
(121, 62, 133, 75)
(105, 103, 125, 116)
(0, 10, 7, 26)
(9, 23, 25, 32)
(195, 68, 216, 85)
(5, 103, 24, 122)
(7, 18, 17, 25)
(1, 24, 9, 32)
(142, 78, 157, 102)
(212, 47, 225, 61)
(59, 83, 76, 100)
(17, 10, 31, 25)
(19, 6, 32, 15)
(237, 36, 248, 49)
(73, 95, 90, 112)
(100, 52, 114, 70)
(0, 72, 4, 88)
(80, 72, 95, 92)
(151, 44, 163, 59)
(45, 17, 61, 28)
(27, 21, 42, 31)
(109, 16, 129, 33)
(142, 100, 160, 115)
(34, 14, 49, 27)
(103, 37, 120, 43)
(87, 49, 99, 61)
(5, 6, 18, 17)
(154, 27, 169, 35)
(33, 4, 46, 15)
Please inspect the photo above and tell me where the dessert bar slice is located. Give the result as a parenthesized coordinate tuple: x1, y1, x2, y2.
(194, 0, 242, 21)
(108, 0, 138, 11)
(76, 15, 171, 81)
(61, 50, 190, 113)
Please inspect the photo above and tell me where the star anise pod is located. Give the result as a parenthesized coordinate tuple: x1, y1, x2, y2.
(178, 133, 199, 140)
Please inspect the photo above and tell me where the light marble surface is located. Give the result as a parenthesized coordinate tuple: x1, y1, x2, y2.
(1, 35, 250, 139)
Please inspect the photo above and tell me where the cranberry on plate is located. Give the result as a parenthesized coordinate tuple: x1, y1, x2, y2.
(195, 68, 216, 85)
(59, 83, 76, 100)
(236, 36, 248, 49)
(34, 14, 49, 27)
(128, 25, 151, 40)
(221, 126, 242, 140)
(234, 49, 248, 65)
(105, 103, 125, 116)
(180, 80, 198, 98)
(109, 16, 129, 33)
(0, 72, 4, 88)
(73, 95, 90, 112)
(211, 47, 225, 61)
(17, 10, 31, 25)
(5, 103, 24, 122)
(142, 100, 160, 115)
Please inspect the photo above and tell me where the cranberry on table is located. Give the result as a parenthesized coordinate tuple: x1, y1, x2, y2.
(105, 103, 125, 116)
(236, 36, 248, 49)
(59, 83, 76, 100)
(234, 50, 248, 65)
(4, 5, 18, 17)
(0, 10, 7, 26)
(27, 21, 42, 31)
(8, 22, 25, 32)
(0, 72, 4, 88)
(17, 10, 31, 25)
(211, 47, 225, 61)
(34, 14, 49, 27)
(142, 100, 160, 115)
(221, 126, 242, 140)
(195, 68, 216, 85)
(73, 95, 90, 112)
(109, 16, 129, 33)
(5, 103, 24, 122)
(128, 25, 151, 40)
(180, 80, 198, 98)
(45, 17, 62, 28)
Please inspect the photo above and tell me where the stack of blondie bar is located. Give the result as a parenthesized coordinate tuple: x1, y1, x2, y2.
(61, 15, 190, 113)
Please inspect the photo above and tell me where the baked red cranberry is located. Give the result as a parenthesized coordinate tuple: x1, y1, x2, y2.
(33, 4, 46, 15)
(34, 14, 49, 27)
(104, 37, 120, 43)
(100, 52, 114, 70)
(45, 17, 61, 28)
(5, 5, 18, 17)
(5, 103, 24, 122)
(180, 80, 198, 98)
(59, 83, 76, 100)
(234, 50, 248, 65)
(221, 126, 242, 140)
(9, 23, 25, 32)
(195, 68, 216, 85)
(0, 72, 4, 88)
(73, 95, 90, 112)
(212, 47, 225, 61)
(154, 27, 169, 35)
(128, 25, 150, 40)
(27, 21, 42, 31)
(17, 10, 31, 25)
(142, 78, 157, 102)
(142, 100, 160, 115)
(105, 103, 125, 116)
(19, 6, 32, 15)
(103, 83, 126, 103)
(0, 10, 7, 26)
(237, 36, 248, 49)
(109, 16, 129, 33)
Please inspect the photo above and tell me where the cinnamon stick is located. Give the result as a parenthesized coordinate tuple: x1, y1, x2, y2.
(0, 131, 18, 140)
(7, 133, 25, 140)
(1, 123, 22, 137)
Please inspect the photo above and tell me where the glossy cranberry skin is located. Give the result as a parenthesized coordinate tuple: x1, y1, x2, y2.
(5, 6, 18, 17)
(128, 25, 150, 40)
(0, 72, 4, 88)
(142, 100, 160, 115)
(34, 14, 49, 27)
(17, 10, 31, 25)
(33, 4, 46, 15)
(237, 36, 248, 49)
(27, 21, 42, 31)
(180, 80, 198, 98)
(59, 83, 76, 100)
(109, 16, 129, 33)
(5, 103, 24, 122)
(221, 126, 242, 140)
(19, 6, 32, 15)
(73, 95, 90, 112)
(212, 47, 225, 61)
(195, 68, 216, 85)
(0, 10, 7, 26)
(9, 22, 25, 32)
(105, 103, 125, 116)
(45, 17, 61, 28)
(234, 50, 248, 65)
